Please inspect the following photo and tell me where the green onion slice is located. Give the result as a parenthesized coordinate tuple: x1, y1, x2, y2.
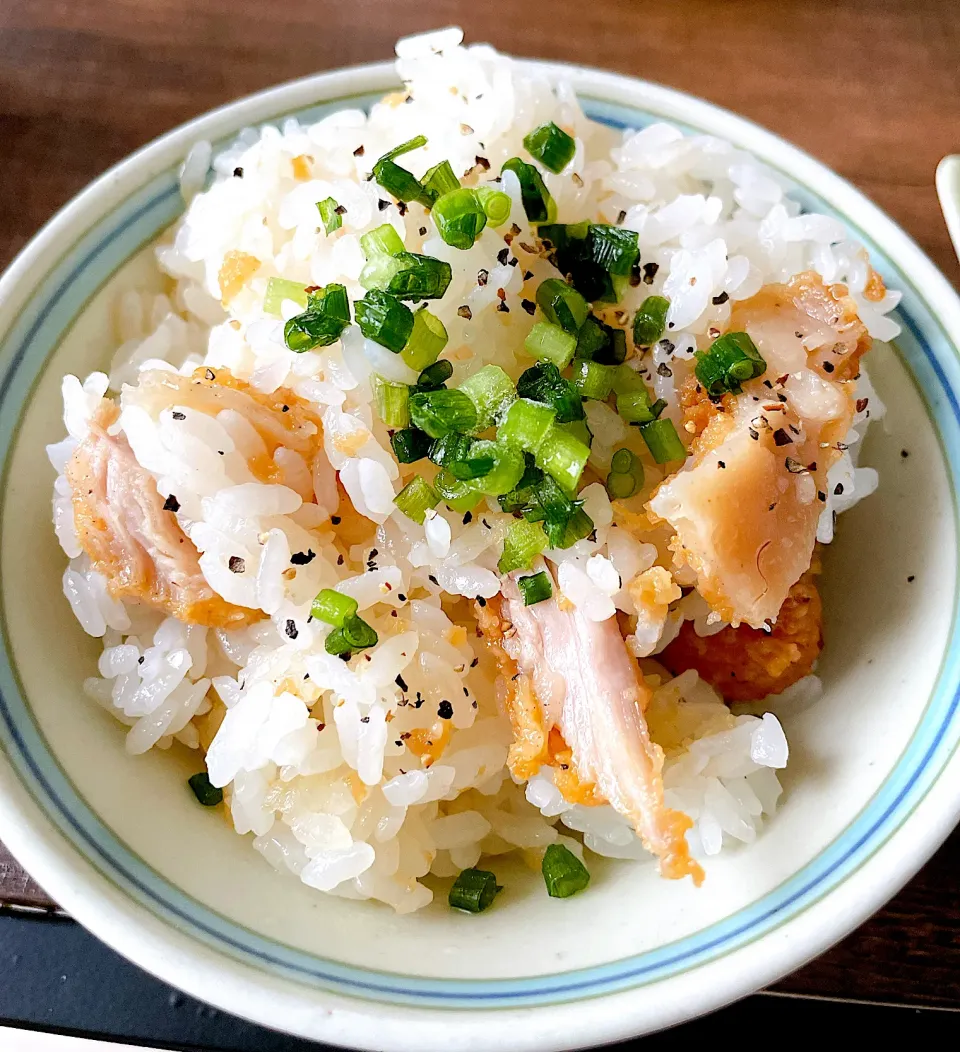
(311, 588, 359, 627)
(409, 388, 479, 438)
(536, 278, 590, 335)
(534, 425, 591, 496)
(465, 439, 525, 496)
(449, 868, 501, 913)
(283, 282, 351, 352)
(633, 295, 670, 347)
(541, 843, 590, 898)
(263, 277, 309, 317)
(458, 364, 517, 431)
(639, 418, 687, 464)
(317, 197, 343, 235)
(523, 121, 577, 174)
(325, 614, 379, 656)
(617, 388, 658, 425)
(373, 376, 410, 429)
(415, 359, 453, 391)
(524, 320, 578, 370)
(433, 468, 484, 513)
(475, 186, 512, 226)
(355, 290, 414, 353)
(429, 432, 474, 469)
(497, 398, 557, 453)
(499, 519, 548, 573)
(606, 447, 645, 500)
(402, 308, 448, 372)
(422, 159, 460, 198)
(393, 475, 439, 524)
(694, 331, 767, 396)
(361, 223, 405, 258)
(518, 570, 553, 606)
(517, 362, 584, 424)
(372, 135, 434, 207)
(433, 188, 488, 250)
(449, 456, 496, 480)
(587, 224, 640, 275)
(384, 253, 453, 300)
(572, 359, 616, 401)
(501, 157, 556, 225)
(188, 772, 223, 807)
(390, 427, 432, 464)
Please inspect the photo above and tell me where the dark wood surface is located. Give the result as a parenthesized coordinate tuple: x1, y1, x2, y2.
(2, 0, 959, 1014)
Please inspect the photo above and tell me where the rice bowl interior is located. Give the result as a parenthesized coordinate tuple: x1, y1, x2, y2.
(38, 25, 908, 922)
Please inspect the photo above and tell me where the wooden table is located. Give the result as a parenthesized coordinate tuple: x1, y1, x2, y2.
(2, 0, 959, 1018)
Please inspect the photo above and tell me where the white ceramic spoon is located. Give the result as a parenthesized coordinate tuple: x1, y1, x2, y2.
(937, 155, 960, 261)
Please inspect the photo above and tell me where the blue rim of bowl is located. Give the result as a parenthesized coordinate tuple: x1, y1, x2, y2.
(0, 85, 959, 1010)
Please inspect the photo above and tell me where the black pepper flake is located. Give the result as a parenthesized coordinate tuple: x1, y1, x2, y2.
(658, 339, 675, 356)
(437, 700, 454, 720)
(776, 373, 789, 386)
(856, 398, 869, 414)
(396, 674, 408, 692)
(901, 449, 909, 459)
(290, 549, 316, 565)
(397, 201, 409, 216)
(773, 428, 792, 447)
(281, 404, 289, 413)
(497, 299, 510, 313)
(330, 515, 342, 525)
(523, 270, 534, 281)
(834, 483, 844, 496)
(807, 461, 817, 473)
(497, 247, 509, 265)
(428, 574, 439, 586)
(163, 494, 180, 512)
(397, 592, 407, 602)
(462, 511, 473, 525)
(822, 360, 835, 374)
(337, 554, 344, 566)
(712, 291, 729, 305)
(477, 596, 487, 607)
(763, 380, 773, 389)
(521, 299, 536, 316)
(748, 427, 759, 441)
(171, 411, 186, 421)
(338, 652, 351, 662)
(414, 692, 425, 708)
(717, 460, 726, 469)
(138, 655, 144, 664)
(419, 226, 427, 236)
(360, 716, 370, 724)
(472, 699, 478, 708)
(463, 687, 470, 696)
(458, 305, 473, 320)
(334, 204, 347, 216)
(378, 199, 390, 211)
(477, 269, 489, 287)
(617, 209, 627, 224)
(785, 457, 805, 474)
(228, 556, 245, 574)
(508, 256, 518, 267)
(233, 167, 244, 178)
(817, 491, 827, 503)
(353, 145, 365, 156)
(284, 619, 298, 640)
(395, 740, 403, 747)
(907, 575, 916, 583)
(657, 362, 673, 378)
(470, 657, 479, 668)
(777, 393, 788, 403)
(642, 262, 659, 284)
(205, 368, 216, 380)
(475, 155, 490, 170)
(788, 424, 801, 435)
(481, 518, 490, 528)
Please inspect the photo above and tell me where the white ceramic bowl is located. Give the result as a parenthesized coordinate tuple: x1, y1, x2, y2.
(1, 58, 960, 1052)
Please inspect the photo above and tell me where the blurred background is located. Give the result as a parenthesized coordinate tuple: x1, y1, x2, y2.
(1, 0, 959, 1046)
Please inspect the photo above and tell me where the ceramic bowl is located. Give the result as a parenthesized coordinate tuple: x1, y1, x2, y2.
(1, 57, 960, 1052)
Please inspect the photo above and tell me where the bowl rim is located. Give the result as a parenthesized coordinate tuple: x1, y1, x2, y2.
(1, 54, 960, 1051)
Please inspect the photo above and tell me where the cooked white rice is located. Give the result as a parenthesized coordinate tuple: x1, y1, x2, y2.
(47, 27, 896, 912)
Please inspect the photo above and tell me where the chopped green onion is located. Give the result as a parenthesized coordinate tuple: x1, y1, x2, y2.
(415, 359, 453, 391)
(355, 290, 414, 353)
(501, 157, 556, 224)
(263, 277, 308, 316)
(372, 135, 434, 207)
(544, 504, 594, 549)
(572, 359, 617, 400)
(429, 432, 474, 469)
(617, 388, 657, 425)
(521, 472, 574, 526)
(317, 197, 343, 235)
(523, 121, 576, 174)
(373, 376, 410, 428)
(393, 475, 440, 524)
(401, 308, 448, 372)
(633, 295, 670, 346)
(558, 418, 592, 447)
(433, 188, 487, 250)
(611, 363, 646, 395)
(541, 843, 590, 898)
(499, 519, 548, 573)
(536, 278, 590, 335)
(385, 253, 453, 300)
(595, 325, 627, 366)
(433, 469, 484, 513)
(361, 223, 405, 258)
(450, 456, 496, 480)
(639, 418, 687, 463)
(390, 427, 432, 464)
(523, 320, 578, 370)
(535, 426, 591, 495)
(325, 614, 379, 656)
(574, 316, 608, 360)
(547, 227, 615, 304)
(518, 570, 553, 606)
(359, 253, 405, 291)
(498, 455, 544, 513)
(283, 282, 351, 352)
(422, 159, 460, 198)
(310, 588, 359, 627)
(517, 362, 584, 424)
(498, 398, 557, 452)
(475, 186, 512, 226)
(459, 364, 517, 430)
(409, 389, 479, 438)
(465, 439, 525, 496)
(606, 447, 644, 500)
(188, 772, 223, 807)
(694, 331, 767, 396)
(587, 224, 640, 275)
(449, 868, 501, 913)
